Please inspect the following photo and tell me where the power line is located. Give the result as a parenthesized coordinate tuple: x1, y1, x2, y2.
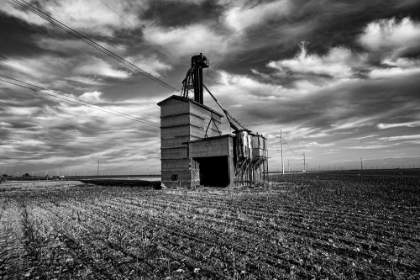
(276, 136, 299, 157)
(96, 0, 183, 65)
(285, 142, 299, 157)
(276, 131, 300, 158)
(277, 130, 284, 174)
(0, 75, 158, 126)
(13, 0, 179, 94)
(0, 74, 158, 126)
(1, 78, 159, 128)
(0, 75, 159, 127)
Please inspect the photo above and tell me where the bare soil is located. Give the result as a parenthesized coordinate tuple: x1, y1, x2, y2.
(0, 173, 419, 279)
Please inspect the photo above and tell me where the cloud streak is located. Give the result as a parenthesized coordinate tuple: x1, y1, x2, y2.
(1, 0, 420, 174)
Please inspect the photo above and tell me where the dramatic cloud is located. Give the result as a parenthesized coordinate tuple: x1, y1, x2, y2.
(1, 0, 144, 36)
(1, 0, 420, 174)
(378, 121, 420, 129)
(368, 66, 420, 79)
(36, 38, 128, 54)
(380, 134, 420, 141)
(224, 0, 292, 32)
(144, 24, 229, 58)
(73, 57, 131, 79)
(268, 43, 367, 79)
(1, 55, 70, 81)
(126, 55, 172, 77)
(304, 142, 335, 148)
(359, 17, 420, 59)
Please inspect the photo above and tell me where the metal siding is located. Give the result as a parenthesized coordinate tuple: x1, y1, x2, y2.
(160, 99, 189, 117)
(162, 180, 199, 188)
(161, 136, 190, 148)
(228, 137, 234, 156)
(189, 137, 231, 158)
(162, 159, 190, 170)
(252, 135, 266, 158)
(161, 170, 192, 181)
(252, 148, 264, 158)
(252, 135, 260, 149)
(189, 102, 212, 119)
(191, 103, 222, 137)
(159, 96, 230, 188)
(206, 122, 222, 137)
(161, 114, 190, 127)
(190, 114, 205, 127)
(190, 125, 205, 138)
(161, 126, 190, 138)
(161, 147, 188, 159)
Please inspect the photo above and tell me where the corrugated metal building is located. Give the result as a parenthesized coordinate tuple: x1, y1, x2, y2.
(158, 95, 235, 188)
(158, 53, 268, 189)
(158, 95, 268, 188)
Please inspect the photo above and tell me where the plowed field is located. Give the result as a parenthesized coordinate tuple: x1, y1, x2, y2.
(1, 172, 419, 279)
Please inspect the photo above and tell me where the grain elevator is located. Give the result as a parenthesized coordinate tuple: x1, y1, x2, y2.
(158, 54, 268, 188)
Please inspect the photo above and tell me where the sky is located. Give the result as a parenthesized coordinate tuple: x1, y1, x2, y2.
(1, 0, 420, 176)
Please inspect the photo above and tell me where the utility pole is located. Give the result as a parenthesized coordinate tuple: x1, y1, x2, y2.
(303, 152, 306, 172)
(360, 157, 364, 170)
(97, 160, 100, 176)
(277, 130, 284, 174)
(288, 160, 290, 174)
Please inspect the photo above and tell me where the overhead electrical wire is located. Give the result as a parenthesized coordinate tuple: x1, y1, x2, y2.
(96, 0, 183, 65)
(285, 142, 299, 157)
(0, 75, 160, 128)
(277, 132, 300, 158)
(0, 77, 159, 127)
(12, 0, 179, 93)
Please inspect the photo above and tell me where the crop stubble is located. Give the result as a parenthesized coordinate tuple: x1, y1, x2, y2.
(0, 173, 419, 279)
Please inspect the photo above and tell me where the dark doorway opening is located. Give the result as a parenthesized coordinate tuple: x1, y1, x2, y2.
(196, 156, 229, 187)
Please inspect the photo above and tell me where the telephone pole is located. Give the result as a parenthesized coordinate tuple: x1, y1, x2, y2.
(277, 130, 284, 174)
(288, 160, 290, 173)
(360, 157, 364, 170)
(97, 160, 99, 176)
(303, 152, 306, 172)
